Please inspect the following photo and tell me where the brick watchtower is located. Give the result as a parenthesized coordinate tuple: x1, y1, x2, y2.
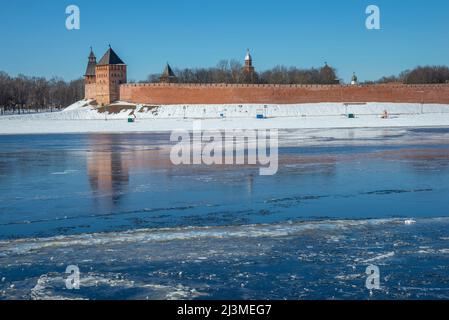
(95, 46, 127, 106)
(84, 47, 97, 100)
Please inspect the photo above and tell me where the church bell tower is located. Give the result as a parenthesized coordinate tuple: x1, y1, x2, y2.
(242, 49, 257, 83)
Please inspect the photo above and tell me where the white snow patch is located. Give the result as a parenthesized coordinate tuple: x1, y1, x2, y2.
(1, 101, 449, 134)
(63, 99, 93, 111)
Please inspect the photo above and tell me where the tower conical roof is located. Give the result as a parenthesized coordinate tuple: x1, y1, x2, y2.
(85, 47, 97, 76)
(88, 47, 95, 59)
(162, 63, 176, 77)
(98, 46, 125, 65)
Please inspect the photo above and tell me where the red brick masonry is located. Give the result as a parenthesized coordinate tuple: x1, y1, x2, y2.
(119, 83, 449, 105)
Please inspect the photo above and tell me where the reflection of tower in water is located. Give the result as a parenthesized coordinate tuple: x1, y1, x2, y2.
(246, 174, 254, 195)
(87, 135, 129, 206)
(86, 134, 176, 208)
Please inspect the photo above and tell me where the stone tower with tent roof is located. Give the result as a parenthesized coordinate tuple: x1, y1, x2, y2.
(84, 47, 97, 100)
(94, 46, 127, 105)
(159, 63, 177, 83)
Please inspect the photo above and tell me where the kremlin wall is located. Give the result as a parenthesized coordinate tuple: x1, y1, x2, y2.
(119, 82, 449, 105)
(85, 47, 449, 106)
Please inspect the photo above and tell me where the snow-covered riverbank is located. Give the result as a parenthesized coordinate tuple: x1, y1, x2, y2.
(1, 100, 449, 134)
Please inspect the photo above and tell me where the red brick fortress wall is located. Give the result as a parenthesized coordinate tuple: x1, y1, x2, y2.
(119, 83, 449, 105)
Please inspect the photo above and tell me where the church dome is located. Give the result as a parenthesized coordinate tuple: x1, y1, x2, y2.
(351, 72, 358, 85)
(245, 49, 252, 61)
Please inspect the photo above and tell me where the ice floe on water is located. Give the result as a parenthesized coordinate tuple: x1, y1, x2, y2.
(50, 170, 78, 175)
(25, 272, 207, 300)
(362, 252, 396, 264)
(0, 218, 404, 255)
(1, 216, 449, 299)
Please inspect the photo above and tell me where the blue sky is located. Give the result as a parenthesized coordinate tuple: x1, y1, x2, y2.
(0, 0, 448, 82)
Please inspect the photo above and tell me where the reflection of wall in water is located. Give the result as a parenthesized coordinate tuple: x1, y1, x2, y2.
(397, 149, 449, 174)
(279, 155, 338, 177)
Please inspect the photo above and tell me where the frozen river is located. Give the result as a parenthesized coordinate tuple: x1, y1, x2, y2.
(1, 127, 449, 299)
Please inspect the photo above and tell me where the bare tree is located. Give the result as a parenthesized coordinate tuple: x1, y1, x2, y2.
(146, 60, 339, 85)
(229, 60, 243, 83)
(0, 71, 84, 114)
(370, 66, 449, 84)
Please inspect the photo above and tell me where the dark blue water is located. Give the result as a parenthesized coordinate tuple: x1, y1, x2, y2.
(1, 128, 449, 300)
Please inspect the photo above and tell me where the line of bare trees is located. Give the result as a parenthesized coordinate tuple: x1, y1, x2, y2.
(146, 60, 340, 85)
(369, 66, 449, 84)
(147, 62, 449, 86)
(0, 71, 84, 115)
